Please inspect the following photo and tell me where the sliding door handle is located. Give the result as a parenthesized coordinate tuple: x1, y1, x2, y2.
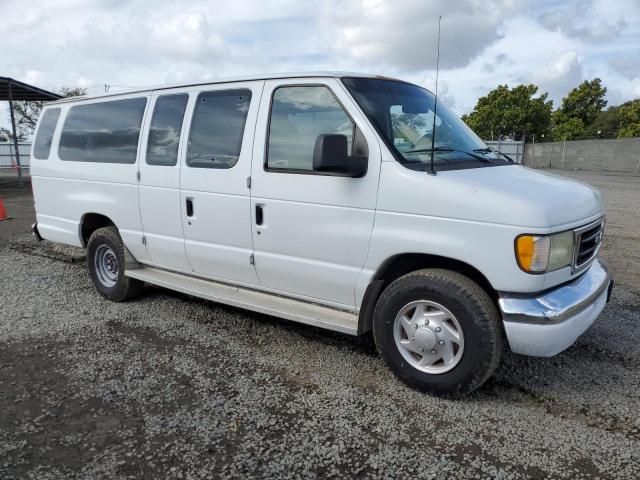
(255, 204, 264, 226)
(186, 198, 194, 217)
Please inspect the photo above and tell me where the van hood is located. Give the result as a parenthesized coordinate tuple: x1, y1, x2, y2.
(380, 163, 604, 230)
(443, 165, 603, 228)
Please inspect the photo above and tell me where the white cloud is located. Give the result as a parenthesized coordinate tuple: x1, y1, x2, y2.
(1, 5, 45, 31)
(24, 70, 43, 86)
(151, 11, 224, 59)
(421, 77, 456, 109)
(608, 50, 640, 81)
(482, 53, 514, 74)
(537, 0, 636, 43)
(322, 0, 526, 71)
(534, 50, 584, 102)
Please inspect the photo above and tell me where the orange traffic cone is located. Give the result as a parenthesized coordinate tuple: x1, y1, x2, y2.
(0, 198, 8, 221)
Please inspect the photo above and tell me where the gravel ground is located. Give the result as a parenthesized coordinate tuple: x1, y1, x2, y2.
(1, 169, 639, 479)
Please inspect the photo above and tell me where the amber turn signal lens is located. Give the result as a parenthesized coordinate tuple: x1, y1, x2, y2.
(516, 236, 534, 271)
(515, 235, 550, 273)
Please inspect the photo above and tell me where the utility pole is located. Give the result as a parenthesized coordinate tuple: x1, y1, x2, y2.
(531, 134, 535, 169)
(7, 80, 23, 187)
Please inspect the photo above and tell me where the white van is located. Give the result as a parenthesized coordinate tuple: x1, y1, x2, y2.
(30, 72, 612, 396)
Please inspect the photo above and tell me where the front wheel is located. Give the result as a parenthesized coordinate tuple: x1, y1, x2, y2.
(373, 269, 502, 397)
(87, 226, 143, 302)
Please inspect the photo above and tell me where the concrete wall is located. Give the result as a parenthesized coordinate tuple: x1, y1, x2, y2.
(523, 138, 640, 173)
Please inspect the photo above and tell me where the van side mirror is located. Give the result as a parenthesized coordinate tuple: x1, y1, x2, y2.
(313, 134, 367, 178)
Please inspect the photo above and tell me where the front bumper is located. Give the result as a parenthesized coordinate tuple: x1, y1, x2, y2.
(498, 258, 612, 357)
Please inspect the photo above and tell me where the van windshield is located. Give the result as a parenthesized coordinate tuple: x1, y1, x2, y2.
(342, 77, 511, 171)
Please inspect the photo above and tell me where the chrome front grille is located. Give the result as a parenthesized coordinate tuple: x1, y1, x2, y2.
(573, 219, 604, 272)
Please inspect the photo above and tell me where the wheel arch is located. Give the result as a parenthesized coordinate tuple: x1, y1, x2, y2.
(358, 253, 498, 335)
(79, 213, 116, 247)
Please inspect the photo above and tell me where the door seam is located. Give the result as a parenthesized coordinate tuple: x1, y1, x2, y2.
(248, 80, 266, 283)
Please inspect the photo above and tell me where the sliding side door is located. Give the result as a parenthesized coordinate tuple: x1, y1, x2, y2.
(179, 81, 264, 286)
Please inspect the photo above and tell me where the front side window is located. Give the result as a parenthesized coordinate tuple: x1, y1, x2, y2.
(59, 98, 147, 164)
(146, 94, 188, 166)
(33, 108, 61, 159)
(186, 89, 251, 169)
(267, 86, 354, 171)
(342, 77, 510, 171)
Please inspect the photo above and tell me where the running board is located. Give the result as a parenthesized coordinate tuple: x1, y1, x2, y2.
(125, 267, 358, 335)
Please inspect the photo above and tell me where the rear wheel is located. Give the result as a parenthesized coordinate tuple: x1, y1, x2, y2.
(87, 226, 142, 301)
(373, 269, 502, 397)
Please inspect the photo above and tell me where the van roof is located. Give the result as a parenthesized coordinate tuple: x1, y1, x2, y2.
(48, 71, 405, 105)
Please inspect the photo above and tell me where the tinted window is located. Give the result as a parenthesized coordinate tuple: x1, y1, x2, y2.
(59, 98, 147, 163)
(146, 94, 188, 166)
(267, 86, 354, 171)
(33, 108, 61, 160)
(187, 90, 251, 169)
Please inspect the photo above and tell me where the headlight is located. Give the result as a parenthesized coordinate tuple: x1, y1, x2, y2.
(515, 231, 574, 273)
(548, 231, 574, 271)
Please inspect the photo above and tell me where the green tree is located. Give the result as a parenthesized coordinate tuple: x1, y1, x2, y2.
(462, 84, 553, 141)
(551, 111, 584, 140)
(617, 99, 640, 138)
(584, 105, 621, 139)
(8, 86, 87, 139)
(551, 79, 608, 141)
(0, 127, 14, 142)
(557, 78, 607, 126)
(11, 100, 42, 138)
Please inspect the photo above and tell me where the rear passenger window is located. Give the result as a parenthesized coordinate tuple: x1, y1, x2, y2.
(146, 94, 188, 166)
(187, 90, 251, 169)
(267, 86, 354, 171)
(59, 98, 147, 164)
(33, 108, 61, 160)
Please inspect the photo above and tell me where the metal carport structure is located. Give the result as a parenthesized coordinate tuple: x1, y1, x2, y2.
(1, 77, 62, 186)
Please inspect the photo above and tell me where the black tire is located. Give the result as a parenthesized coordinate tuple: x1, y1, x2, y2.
(373, 269, 502, 397)
(87, 226, 143, 302)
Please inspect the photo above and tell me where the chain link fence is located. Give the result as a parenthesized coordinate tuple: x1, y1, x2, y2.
(484, 140, 525, 164)
(0, 142, 31, 170)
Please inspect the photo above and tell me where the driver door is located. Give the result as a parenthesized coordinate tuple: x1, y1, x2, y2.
(249, 78, 381, 308)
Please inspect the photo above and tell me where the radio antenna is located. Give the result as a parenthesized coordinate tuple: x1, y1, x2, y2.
(428, 15, 442, 176)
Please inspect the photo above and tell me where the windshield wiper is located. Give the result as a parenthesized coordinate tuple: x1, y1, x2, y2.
(473, 147, 514, 163)
(404, 146, 489, 162)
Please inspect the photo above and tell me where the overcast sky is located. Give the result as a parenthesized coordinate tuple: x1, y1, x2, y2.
(2, 0, 640, 131)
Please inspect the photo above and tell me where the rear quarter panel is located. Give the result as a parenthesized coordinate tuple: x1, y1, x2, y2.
(30, 94, 150, 262)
